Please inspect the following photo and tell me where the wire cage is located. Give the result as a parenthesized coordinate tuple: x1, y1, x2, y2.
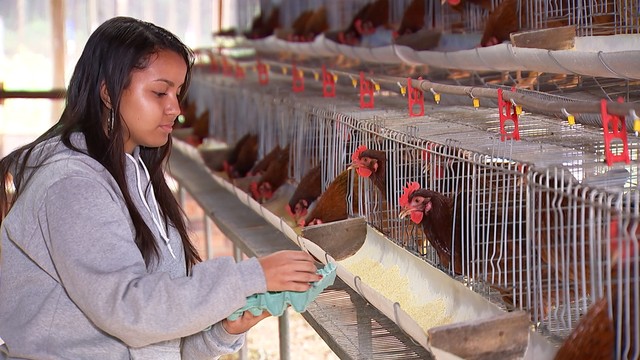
(528, 168, 640, 358)
(611, 190, 640, 359)
(359, 121, 533, 311)
(206, 84, 263, 148)
(232, 0, 640, 53)
(519, 0, 640, 36)
(239, 0, 500, 42)
(529, 169, 615, 338)
(188, 58, 640, 355)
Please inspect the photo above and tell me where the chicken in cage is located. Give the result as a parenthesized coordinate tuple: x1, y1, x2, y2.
(184, 24, 640, 356)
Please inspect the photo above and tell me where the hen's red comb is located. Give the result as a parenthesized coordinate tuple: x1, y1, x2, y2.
(399, 182, 421, 208)
(352, 145, 368, 162)
(285, 204, 295, 218)
(354, 19, 364, 35)
(250, 181, 260, 200)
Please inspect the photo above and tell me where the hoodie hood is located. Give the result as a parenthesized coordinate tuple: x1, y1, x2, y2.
(4, 132, 183, 277)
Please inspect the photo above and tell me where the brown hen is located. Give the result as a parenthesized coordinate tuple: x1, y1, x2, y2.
(302, 169, 360, 227)
(396, 0, 426, 36)
(250, 145, 290, 203)
(398, 176, 528, 310)
(289, 10, 314, 41)
(399, 183, 464, 274)
(446, 0, 494, 13)
(245, 6, 280, 39)
(287, 164, 323, 224)
(190, 110, 210, 145)
(332, 3, 372, 45)
(480, 0, 520, 46)
(178, 100, 197, 128)
(248, 144, 284, 177)
(223, 133, 259, 179)
(349, 145, 387, 197)
(301, 6, 329, 41)
(358, 0, 390, 35)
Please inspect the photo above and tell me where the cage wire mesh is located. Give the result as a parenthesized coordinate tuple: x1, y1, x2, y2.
(235, 0, 640, 47)
(189, 53, 640, 356)
(528, 167, 640, 359)
(519, 0, 640, 36)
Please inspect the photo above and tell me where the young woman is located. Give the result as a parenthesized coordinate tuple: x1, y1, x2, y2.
(0, 17, 321, 359)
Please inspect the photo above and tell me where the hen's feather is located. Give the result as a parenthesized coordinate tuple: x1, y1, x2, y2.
(226, 133, 259, 178)
(288, 164, 323, 217)
(303, 169, 359, 226)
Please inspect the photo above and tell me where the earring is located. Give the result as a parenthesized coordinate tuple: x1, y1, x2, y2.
(108, 109, 114, 134)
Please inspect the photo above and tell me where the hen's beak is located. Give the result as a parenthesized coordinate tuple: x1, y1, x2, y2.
(399, 207, 414, 218)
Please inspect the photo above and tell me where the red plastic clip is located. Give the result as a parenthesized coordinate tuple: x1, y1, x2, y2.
(222, 57, 232, 77)
(235, 64, 245, 80)
(257, 61, 268, 85)
(206, 50, 218, 73)
(407, 77, 424, 117)
(360, 72, 374, 108)
(322, 64, 335, 97)
(292, 63, 304, 92)
(497, 88, 520, 141)
(601, 97, 630, 166)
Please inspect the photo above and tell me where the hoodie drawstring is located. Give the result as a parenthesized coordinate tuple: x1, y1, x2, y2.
(125, 153, 177, 259)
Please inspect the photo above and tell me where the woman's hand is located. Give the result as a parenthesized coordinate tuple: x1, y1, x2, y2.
(222, 310, 271, 334)
(258, 250, 322, 292)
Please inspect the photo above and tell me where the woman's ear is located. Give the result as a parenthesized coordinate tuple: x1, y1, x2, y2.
(100, 81, 112, 109)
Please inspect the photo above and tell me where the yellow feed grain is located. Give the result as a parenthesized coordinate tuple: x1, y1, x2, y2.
(342, 258, 452, 332)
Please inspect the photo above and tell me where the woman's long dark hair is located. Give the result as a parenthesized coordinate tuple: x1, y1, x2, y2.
(0, 17, 201, 271)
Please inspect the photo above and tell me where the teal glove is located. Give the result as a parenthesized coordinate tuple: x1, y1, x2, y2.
(228, 262, 337, 320)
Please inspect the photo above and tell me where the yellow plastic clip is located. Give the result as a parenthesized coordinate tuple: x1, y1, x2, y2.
(350, 76, 357, 88)
(632, 110, 640, 136)
(467, 89, 479, 108)
(333, 74, 338, 83)
(562, 108, 575, 126)
(430, 88, 440, 104)
(510, 99, 522, 115)
(372, 80, 380, 92)
(298, 70, 304, 78)
(282, 67, 288, 75)
(313, 71, 319, 81)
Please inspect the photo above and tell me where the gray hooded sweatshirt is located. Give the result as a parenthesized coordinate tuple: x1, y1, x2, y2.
(0, 133, 267, 359)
